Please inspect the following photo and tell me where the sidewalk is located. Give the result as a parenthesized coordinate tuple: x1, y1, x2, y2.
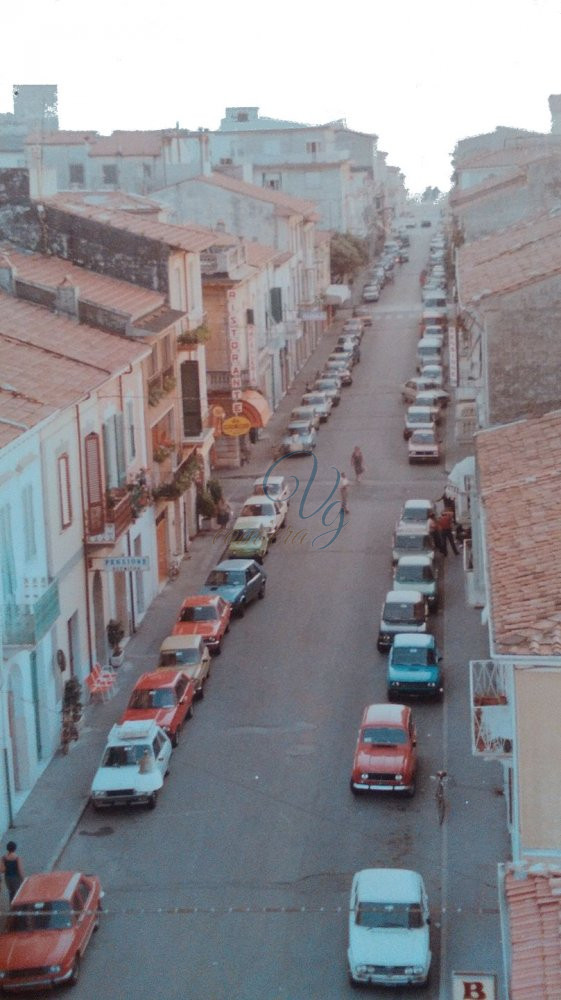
(8, 309, 352, 874)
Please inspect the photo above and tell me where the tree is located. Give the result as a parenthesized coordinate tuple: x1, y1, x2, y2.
(330, 232, 370, 283)
(421, 186, 441, 203)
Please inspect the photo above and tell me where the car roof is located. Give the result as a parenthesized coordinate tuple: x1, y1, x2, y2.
(396, 523, 429, 535)
(396, 554, 433, 566)
(160, 634, 205, 651)
(132, 669, 187, 689)
(362, 703, 410, 727)
(288, 419, 312, 427)
(213, 559, 257, 571)
(242, 495, 275, 506)
(110, 720, 160, 742)
(392, 633, 435, 649)
(354, 868, 423, 904)
(418, 335, 443, 345)
(403, 499, 432, 510)
(253, 475, 286, 486)
(180, 594, 223, 607)
(406, 406, 434, 416)
(384, 589, 424, 602)
(14, 872, 83, 904)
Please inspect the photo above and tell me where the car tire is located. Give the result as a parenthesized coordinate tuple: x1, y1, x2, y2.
(348, 966, 360, 988)
(237, 603, 246, 618)
(94, 902, 102, 931)
(406, 778, 416, 798)
(214, 642, 222, 656)
(69, 955, 81, 985)
(197, 681, 205, 700)
(187, 701, 194, 719)
(350, 782, 361, 796)
(258, 584, 266, 600)
(171, 727, 180, 748)
(148, 792, 158, 809)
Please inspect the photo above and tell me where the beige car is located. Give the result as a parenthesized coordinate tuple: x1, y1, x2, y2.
(158, 634, 211, 698)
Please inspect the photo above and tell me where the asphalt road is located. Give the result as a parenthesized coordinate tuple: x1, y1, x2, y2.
(58, 221, 509, 999)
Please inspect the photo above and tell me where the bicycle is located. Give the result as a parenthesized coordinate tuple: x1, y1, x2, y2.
(433, 770, 448, 825)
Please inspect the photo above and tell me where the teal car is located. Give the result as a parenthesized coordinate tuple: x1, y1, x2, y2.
(226, 516, 269, 564)
(201, 559, 266, 617)
(387, 634, 443, 701)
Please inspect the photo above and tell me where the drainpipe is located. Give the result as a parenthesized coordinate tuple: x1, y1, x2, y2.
(75, 403, 94, 669)
(119, 372, 136, 635)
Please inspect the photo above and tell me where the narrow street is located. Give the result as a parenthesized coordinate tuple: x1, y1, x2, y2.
(55, 224, 509, 999)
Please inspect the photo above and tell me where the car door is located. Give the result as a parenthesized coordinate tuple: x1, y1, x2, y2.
(173, 676, 189, 729)
(245, 563, 261, 602)
(73, 879, 96, 951)
(152, 732, 169, 777)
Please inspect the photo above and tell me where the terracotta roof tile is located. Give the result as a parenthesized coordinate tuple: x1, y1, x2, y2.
(43, 189, 163, 214)
(449, 167, 525, 207)
(457, 211, 561, 305)
(505, 863, 561, 1000)
(88, 130, 163, 157)
(193, 172, 319, 220)
(25, 130, 98, 145)
(476, 410, 561, 655)
(244, 241, 288, 267)
(457, 140, 561, 170)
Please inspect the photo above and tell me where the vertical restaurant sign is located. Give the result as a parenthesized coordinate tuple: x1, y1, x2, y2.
(247, 323, 257, 386)
(227, 289, 243, 416)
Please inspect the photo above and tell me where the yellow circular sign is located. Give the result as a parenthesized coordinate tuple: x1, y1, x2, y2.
(222, 415, 252, 437)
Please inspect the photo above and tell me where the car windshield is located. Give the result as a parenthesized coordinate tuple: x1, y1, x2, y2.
(361, 726, 407, 745)
(395, 565, 433, 583)
(401, 508, 428, 522)
(253, 483, 281, 498)
(383, 601, 422, 624)
(304, 396, 324, 405)
(159, 648, 200, 667)
(396, 535, 429, 552)
(240, 503, 274, 517)
(8, 901, 73, 932)
(102, 743, 151, 767)
(394, 647, 436, 666)
(179, 605, 217, 622)
(412, 432, 436, 443)
(357, 902, 422, 930)
(231, 529, 260, 542)
(206, 570, 245, 587)
(128, 688, 175, 709)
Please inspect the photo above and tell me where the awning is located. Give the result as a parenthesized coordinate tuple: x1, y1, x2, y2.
(447, 456, 475, 495)
(324, 284, 351, 306)
(241, 389, 272, 428)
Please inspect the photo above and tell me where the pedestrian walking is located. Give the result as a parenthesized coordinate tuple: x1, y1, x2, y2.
(436, 487, 457, 520)
(1, 842, 24, 902)
(438, 509, 459, 556)
(340, 473, 350, 514)
(351, 446, 364, 481)
(216, 496, 231, 527)
(427, 513, 443, 554)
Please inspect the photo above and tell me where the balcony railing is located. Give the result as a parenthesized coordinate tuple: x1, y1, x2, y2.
(207, 370, 250, 392)
(87, 488, 133, 546)
(3, 579, 60, 646)
(470, 659, 513, 758)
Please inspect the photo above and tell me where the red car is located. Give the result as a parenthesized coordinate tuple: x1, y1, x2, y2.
(350, 703, 417, 797)
(0, 871, 102, 989)
(120, 669, 196, 747)
(172, 594, 231, 654)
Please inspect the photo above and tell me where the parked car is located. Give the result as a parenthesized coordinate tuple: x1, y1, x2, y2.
(279, 420, 317, 455)
(420, 364, 444, 385)
(347, 868, 431, 987)
(392, 525, 434, 566)
(337, 333, 360, 349)
(313, 377, 341, 407)
(377, 589, 428, 652)
(414, 390, 445, 418)
(202, 558, 266, 616)
(350, 702, 417, 797)
(172, 593, 232, 654)
(393, 554, 439, 610)
(397, 248, 409, 263)
(252, 474, 292, 504)
(332, 345, 357, 366)
(387, 634, 443, 701)
(0, 871, 103, 989)
(398, 498, 434, 527)
(352, 305, 373, 325)
(239, 494, 286, 540)
(157, 634, 211, 698)
(90, 720, 172, 810)
(404, 406, 436, 440)
(362, 283, 380, 302)
(301, 390, 332, 421)
(343, 318, 364, 338)
(408, 427, 441, 464)
(323, 360, 352, 386)
(120, 669, 195, 747)
(401, 376, 443, 404)
(416, 336, 443, 372)
(290, 404, 320, 430)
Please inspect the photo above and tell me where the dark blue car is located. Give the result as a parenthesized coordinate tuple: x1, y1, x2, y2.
(201, 559, 266, 617)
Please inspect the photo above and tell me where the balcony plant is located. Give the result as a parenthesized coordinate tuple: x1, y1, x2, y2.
(148, 385, 165, 407)
(177, 324, 211, 348)
(196, 487, 216, 530)
(153, 442, 175, 463)
(163, 374, 176, 394)
(207, 478, 224, 504)
(62, 676, 83, 724)
(127, 469, 153, 519)
(107, 619, 125, 667)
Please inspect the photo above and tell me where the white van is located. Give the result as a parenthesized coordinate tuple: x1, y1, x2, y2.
(416, 336, 443, 372)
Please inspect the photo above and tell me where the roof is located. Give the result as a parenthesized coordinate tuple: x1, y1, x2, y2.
(244, 241, 287, 268)
(456, 140, 561, 171)
(362, 703, 410, 725)
(15, 871, 82, 903)
(355, 869, 422, 903)
(476, 410, 561, 655)
(457, 211, 561, 306)
(505, 862, 561, 1000)
(395, 556, 434, 567)
(25, 129, 98, 145)
(449, 167, 525, 208)
(392, 633, 434, 647)
(88, 130, 163, 157)
(192, 172, 319, 220)
(1, 245, 165, 320)
(159, 635, 204, 650)
(45, 195, 230, 253)
(403, 499, 433, 509)
(43, 189, 163, 214)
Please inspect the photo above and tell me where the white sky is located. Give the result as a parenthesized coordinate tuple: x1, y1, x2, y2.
(3, 0, 561, 194)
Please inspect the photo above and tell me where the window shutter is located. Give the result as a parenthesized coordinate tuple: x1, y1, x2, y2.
(126, 399, 136, 460)
(270, 287, 283, 324)
(85, 432, 105, 534)
(114, 413, 126, 486)
(0, 505, 16, 599)
(57, 454, 73, 528)
(22, 484, 36, 559)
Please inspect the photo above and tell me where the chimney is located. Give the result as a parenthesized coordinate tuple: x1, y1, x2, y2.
(548, 95, 561, 135)
(55, 275, 79, 316)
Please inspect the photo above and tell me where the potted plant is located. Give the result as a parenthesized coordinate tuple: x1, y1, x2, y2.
(63, 676, 83, 724)
(107, 619, 125, 667)
(207, 478, 224, 504)
(196, 488, 216, 531)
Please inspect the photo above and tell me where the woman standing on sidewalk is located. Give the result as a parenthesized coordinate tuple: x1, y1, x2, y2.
(1, 842, 24, 902)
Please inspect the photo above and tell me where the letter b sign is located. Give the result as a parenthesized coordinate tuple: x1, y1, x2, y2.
(452, 973, 496, 1000)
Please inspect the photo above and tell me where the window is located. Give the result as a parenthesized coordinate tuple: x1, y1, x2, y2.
(236, 112, 248, 122)
(306, 141, 321, 154)
(22, 483, 37, 558)
(102, 414, 126, 489)
(143, 163, 151, 178)
(102, 164, 118, 185)
(147, 344, 159, 378)
(69, 163, 84, 185)
(57, 454, 73, 528)
(126, 399, 136, 461)
(270, 287, 283, 323)
(84, 433, 104, 534)
(0, 505, 16, 599)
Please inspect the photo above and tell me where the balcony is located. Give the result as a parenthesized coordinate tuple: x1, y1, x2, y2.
(87, 488, 133, 546)
(470, 659, 513, 758)
(207, 369, 250, 392)
(3, 578, 60, 647)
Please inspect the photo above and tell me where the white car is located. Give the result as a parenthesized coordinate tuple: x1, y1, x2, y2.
(419, 364, 444, 387)
(252, 475, 291, 504)
(290, 405, 320, 430)
(408, 428, 441, 463)
(239, 494, 286, 541)
(90, 720, 172, 810)
(404, 406, 436, 440)
(157, 634, 211, 698)
(301, 391, 332, 421)
(398, 498, 434, 528)
(347, 868, 431, 987)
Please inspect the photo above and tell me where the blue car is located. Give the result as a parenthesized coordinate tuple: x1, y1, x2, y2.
(201, 559, 266, 617)
(387, 634, 443, 701)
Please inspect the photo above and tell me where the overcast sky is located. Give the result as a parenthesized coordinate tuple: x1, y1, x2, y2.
(3, 0, 561, 194)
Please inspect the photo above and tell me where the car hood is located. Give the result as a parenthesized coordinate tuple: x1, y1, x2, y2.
(172, 621, 219, 637)
(350, 925, 429, 967)
(388, 664, 440, 684)
(91, 765, 164, 792)
(121, 708, 176, 730)
(201, 583, 244, 603)
(0, 930, 75, 969)
(355, 747, 407, 772)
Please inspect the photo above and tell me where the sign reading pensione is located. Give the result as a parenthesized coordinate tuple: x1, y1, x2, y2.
(104, 556, 150, 572)
(452, 973, 497, 1000)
